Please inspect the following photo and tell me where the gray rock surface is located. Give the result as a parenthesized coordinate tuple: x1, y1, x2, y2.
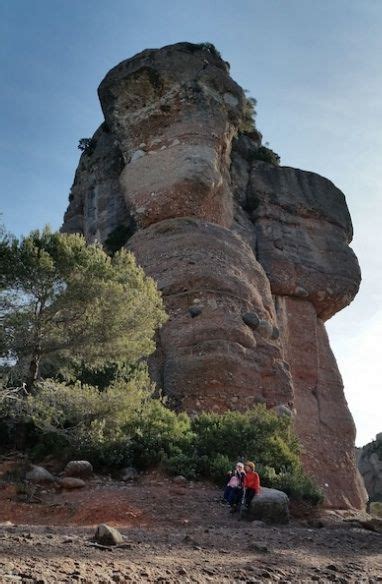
(94, 524, 124, 546)
(64, 460, 93, 478)
(58, 477, 86, 489)
(121, 467, 138, 482)
(25, 465, 55, 484)
(246, 486, 289, 524)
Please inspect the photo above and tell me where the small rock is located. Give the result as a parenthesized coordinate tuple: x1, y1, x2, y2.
(242, 312, 259, 329)
(271, 326, 280, 340)
(223, 92, 239, 107)
(248, 543, 269, 553)
(273, 404, 293, 418)
(189, 305, 203, 318)
(59, 477, 86, 490)
(25, 465, 55, 484)
(295, 286, 309, 297)
(173, 475, 187, 484)
(94, 524, 124, 546)
(257, 319, 273, 339)
(130, 149, 146, 162)
(64, 460, 93, 478)
(121, 467, 138, 482)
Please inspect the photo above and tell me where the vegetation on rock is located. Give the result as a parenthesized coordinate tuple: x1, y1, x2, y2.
(253, 144, 280, 165)
(239, 92, 257, 132)
(78, 137, 95, 155)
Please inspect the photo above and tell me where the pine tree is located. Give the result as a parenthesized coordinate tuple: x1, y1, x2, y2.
(0, 227, 167, 390)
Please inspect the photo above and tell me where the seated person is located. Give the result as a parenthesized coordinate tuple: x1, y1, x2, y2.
(242, 461, 260, 511)
(223, 462, 245, 511)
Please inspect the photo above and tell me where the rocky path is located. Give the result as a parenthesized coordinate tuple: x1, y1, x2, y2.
(0, 474, 381, 583)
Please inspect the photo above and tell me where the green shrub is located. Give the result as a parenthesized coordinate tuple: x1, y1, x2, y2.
(19, 370, 157, 467)
(207, 454, 232, 486)
(239, 94, 257, 132)
(2, 376, 322, 504)
(272, 469, 324, 506)
(78, 138, 95, 155)
(191, 406, 300, 474)
(163, 451, 198, 480)
(252, 145, 280, 165)
(126, 401, 193, 469)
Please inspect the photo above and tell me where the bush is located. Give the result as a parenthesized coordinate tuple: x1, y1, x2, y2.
(19, 369, 158, 467)
(191, 406, 300, 474)
(240, 94, 257, 132)
(2, 377, 322, 504)
(78, 138, 95, 155)
(272, 469, 324, 506)
(125, 401, 193, 469)
(253, 145, 280, 165)
(163, 451, 198, 480)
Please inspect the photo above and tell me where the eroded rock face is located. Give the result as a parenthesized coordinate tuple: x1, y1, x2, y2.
(62, 42, 364, 508)
(128, 218, 293, 411)
(247, 162, 360, 320)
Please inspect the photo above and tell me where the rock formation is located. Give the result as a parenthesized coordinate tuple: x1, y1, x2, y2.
(357, 434, 382, 502)
(62, 42, 365, 508)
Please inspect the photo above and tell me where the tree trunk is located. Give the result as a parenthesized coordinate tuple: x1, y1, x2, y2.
(26, 353, 40, 393)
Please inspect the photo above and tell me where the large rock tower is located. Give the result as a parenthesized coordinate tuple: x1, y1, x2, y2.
(62, 42, 365, 508)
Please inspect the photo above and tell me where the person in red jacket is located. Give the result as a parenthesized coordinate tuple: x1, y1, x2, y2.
(242, 461, 260, 511)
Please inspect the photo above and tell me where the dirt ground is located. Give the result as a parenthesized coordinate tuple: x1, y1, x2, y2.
(0, 466, 381, 583)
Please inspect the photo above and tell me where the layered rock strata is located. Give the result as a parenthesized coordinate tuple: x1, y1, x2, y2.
(62, 42, 364, 508)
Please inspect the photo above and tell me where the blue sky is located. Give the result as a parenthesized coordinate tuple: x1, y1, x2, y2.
(1, 0, 381, 445)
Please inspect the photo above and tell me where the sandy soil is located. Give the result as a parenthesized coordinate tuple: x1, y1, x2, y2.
(0, 465, 381, 583)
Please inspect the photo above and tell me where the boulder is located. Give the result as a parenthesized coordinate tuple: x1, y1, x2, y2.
(94, 524, 124, 546)
(59, 477, 86, 489)
(246, 487, 289, 524)
(64, 460, 93, 478)
(348, 516, 382, 534)
(25, 465, 55, 484)
(173, 475, 187, 485)
(121, 467, 138, 482)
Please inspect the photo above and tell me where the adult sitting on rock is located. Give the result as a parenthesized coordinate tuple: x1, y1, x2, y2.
(241, 461, 260, 513)
(224, 462, 245, 513)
